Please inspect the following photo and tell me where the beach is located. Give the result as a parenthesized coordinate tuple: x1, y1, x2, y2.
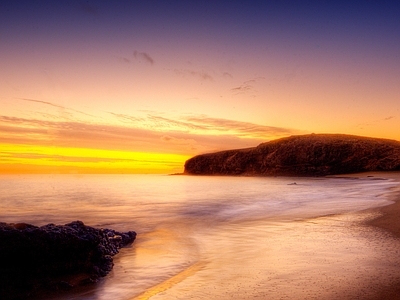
(364, 174, 400, 299)
(130, 173, 400, 300)
(368, 191, 400, 238)
(1, 173, 400, 299)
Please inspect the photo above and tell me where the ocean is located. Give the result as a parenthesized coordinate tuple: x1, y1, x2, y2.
(1, 173, 400, 299)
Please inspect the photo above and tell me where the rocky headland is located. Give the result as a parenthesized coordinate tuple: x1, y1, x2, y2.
(184, 134, 400, 176)
(0, 221, 136, 299)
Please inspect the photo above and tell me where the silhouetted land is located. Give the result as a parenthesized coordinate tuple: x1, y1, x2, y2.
(185, 134, 400, 176)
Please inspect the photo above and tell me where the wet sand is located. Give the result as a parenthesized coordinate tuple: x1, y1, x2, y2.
(364, 174, 400, 299)
(129, 173, 400, 300)
(24, 173, 400, 300)
(368, 193, 400, 238)
(365, 198, 400, 299)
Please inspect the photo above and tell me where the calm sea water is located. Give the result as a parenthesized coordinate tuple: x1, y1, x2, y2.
(1, 174, 400, 299)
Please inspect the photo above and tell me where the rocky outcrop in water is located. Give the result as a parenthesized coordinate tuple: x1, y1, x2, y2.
(0, 220, 136, 299)
(184, 134, 400, 176)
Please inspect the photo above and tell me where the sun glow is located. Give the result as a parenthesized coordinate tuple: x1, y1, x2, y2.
(0, 144, 189, 174)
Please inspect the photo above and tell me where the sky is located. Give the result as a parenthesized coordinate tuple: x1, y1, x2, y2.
(1, 0, 400, 174)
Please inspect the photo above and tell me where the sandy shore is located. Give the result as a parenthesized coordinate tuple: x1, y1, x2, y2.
(364, 173, 400, 299)
(368, 192, 400, 238)
(128, 173, 400, 300)
(41, 173, 400, 300)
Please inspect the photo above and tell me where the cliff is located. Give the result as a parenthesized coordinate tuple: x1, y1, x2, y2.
(184, 134, 400, 176)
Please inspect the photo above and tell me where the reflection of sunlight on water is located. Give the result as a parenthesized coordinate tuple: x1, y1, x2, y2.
(132, 261, 207, 300)
(1, 173, 400, 299)
(89, 226, 202, 300)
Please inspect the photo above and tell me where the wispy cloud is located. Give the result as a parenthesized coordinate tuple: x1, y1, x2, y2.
(0, 115, 142, 142)
(18, 98, 95, 118)
(107, 111, 299, 140)
(147, 115, 208, 131)
(20, 98, 65, 109)
(133, 50, 154, 65)
(222, 72, 233, 79)
(108, 112, 144, 123)
(109, 112, 206, 131)
(231, 80, 255, 94)
(0, 111, 301, 156)
(384, 116, 395, 121)
(0, 116, 56, 128)
(357, 116, 396, 129)
(116, 56, 131, 64)
(0, 115, 198, 154)
(174, 69, 213, 81)
(184, 115, 298, 138)
(231, 77, 264, 97)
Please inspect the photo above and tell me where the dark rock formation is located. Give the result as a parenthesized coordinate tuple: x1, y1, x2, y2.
(0, 221, 136, 299)
(184, 134, 400, 176)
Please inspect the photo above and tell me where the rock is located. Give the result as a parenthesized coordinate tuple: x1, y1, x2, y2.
(0, 221, 136, 299)
(184, 134, 400, 176)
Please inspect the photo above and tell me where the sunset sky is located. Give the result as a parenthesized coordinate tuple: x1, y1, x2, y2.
(1, 1, 400, 174)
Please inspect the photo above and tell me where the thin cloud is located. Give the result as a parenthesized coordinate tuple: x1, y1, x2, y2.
(108, 112, 144, 123)
(133, 51, 154, 65)
(0, 115, 197, 154)
(160, 135, 199, 151)
(109, 112, 207, 131)
(116, 56, 131, 63)
(384, 116, 395, 121)
(147, 115, 208, 131)
(222, 72, 233, 79)
(0, 113, 296, 156)
(231, 80, 255, 93)
(0, 116, 55, 127)
(174, 69, 213, 81)
(184, 115, 298, 138)
(18, 98, 95, 118)
(0, 113, 298, 141)
(0, 124, 48, 134)
(231, 77, 264, 97)
(20, 98, 65, 109)
(357, 116, 396, 129)
(108, 111, 299, 139)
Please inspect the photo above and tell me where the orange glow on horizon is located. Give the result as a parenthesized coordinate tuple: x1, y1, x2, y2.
(0, 144, 190, 174)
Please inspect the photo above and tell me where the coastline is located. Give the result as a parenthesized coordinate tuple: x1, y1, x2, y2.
(367, 191, 400, 239)
(130, 173, 400, 300)
(365, 198, 400, 300)
(365, 173, 400, 299)
(3, 173, 400, 299)
(330, 172, 400, 239)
